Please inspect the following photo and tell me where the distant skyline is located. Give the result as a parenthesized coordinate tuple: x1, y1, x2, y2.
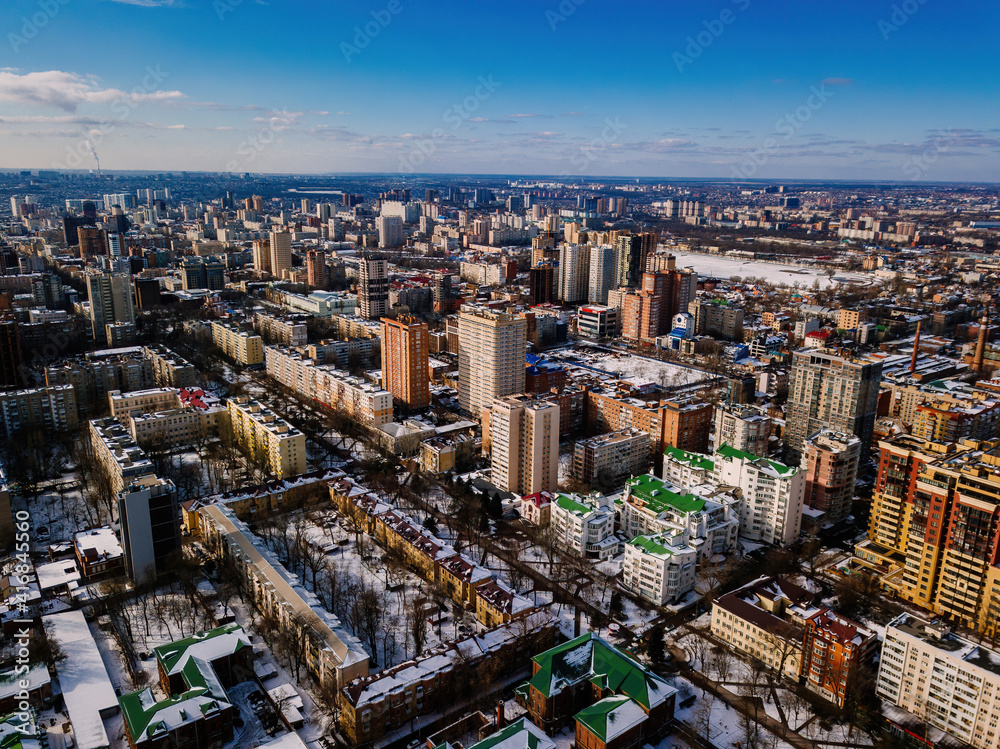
(1, 0, 998, 181)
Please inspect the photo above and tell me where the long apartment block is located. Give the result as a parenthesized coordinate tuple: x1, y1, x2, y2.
(264, 345, 393, 426)
(210, 320, 264, 366)
(226, 396, 307, 478)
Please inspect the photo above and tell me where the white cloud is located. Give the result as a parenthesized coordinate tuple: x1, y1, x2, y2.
(0, 70, 183, 112)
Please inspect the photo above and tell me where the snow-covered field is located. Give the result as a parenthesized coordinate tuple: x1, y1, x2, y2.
(672, 252, 872, 288)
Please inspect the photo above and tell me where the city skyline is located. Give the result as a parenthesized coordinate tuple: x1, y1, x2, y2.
(1, 0, 998, 180)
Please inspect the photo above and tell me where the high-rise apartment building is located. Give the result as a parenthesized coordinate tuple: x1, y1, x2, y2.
(800, 429, 860, 526)
(269, 230, 292, 277)
(528, 264, 556, 306)
(688, 298, 744, 340)
(622, 272, 671, 343)
(0, 318, 24, 388)
(457, 307, 526, 418)
(557, 243, 589, 303)
(357, 254, 388, 320)
(306, 249, 328, 289)
(489, 395, 559, 495)
(877, 614, 1000, 749)
(713, 403, 772, 454)
(587, 244, 617, 304)
(856, 437, 1000, 637)
(786, 349, 883, 465)
(86, 272, 136, 345)
(376, 215, 404, 248)
(118, 474, 180, 583)
(381, 315, 430, 411)
(713, 445, 804, 545)
(252, 237, 271, 274)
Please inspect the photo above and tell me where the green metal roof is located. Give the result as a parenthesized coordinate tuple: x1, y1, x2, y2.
(663, 445, 714, 472)
(528, 632, 669, 711)
(120, 685, 223, 743)
(574, 696, 637, 742)
(154, 622, 247, 674)
(469, 718, 550, 749)
(628, 534, 674, 558)
(626, 474, 705, 514)
(715, 444, 794, 475)
(554, 493, 592, 516)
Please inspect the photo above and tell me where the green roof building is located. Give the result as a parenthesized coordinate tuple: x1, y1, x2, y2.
(522, 632, 675, 744)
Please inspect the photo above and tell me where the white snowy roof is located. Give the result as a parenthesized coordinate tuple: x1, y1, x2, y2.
(34, 560, 81, 591)
(46, 609, 118, 749)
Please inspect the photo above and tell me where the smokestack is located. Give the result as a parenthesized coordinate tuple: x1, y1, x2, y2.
(909, 321, 921, 374)
(973, 313, 989, 372)
(496, 700, 505, 730)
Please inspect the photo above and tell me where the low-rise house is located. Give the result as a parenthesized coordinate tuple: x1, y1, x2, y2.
(73, 526, 124, 579)
(521, 632, 675, 743)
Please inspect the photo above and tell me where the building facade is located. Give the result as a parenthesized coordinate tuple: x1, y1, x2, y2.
(457, 307, 526, 418)
(381, 315, 430, 410)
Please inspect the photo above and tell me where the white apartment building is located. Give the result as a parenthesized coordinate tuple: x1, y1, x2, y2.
(587, 244, 617, 304)
(457, 307, 526, 418)
(489, 395, 559, 496)
(459, 261, 505, 287)
(713, 403, 772, 454)
(877, 614, 1000, 749)
(712, 445, 804, 545)
(623, 532, 698, 605)
(549, 493, 618, 560)
(376, 215, 404, 248)
(265, 346, 393, 426)
(619, 474, 739, 563)
(558, 243, 590, 303)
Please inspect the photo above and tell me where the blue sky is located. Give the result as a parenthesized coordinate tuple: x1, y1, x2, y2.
(1, 0, 998, 180)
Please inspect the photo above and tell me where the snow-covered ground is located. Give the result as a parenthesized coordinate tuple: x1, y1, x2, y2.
(671, 252, 873, 288)
(549, 347, 710, 388)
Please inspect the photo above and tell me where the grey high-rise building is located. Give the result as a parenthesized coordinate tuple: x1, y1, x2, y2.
(118, 475, 180, 583)
(86, 271, 135, 345)
(785, 349, 883, 466)
(558, 243, 590, 303)
(587, 244, 617, 304)
(357, 254, 388, 320)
